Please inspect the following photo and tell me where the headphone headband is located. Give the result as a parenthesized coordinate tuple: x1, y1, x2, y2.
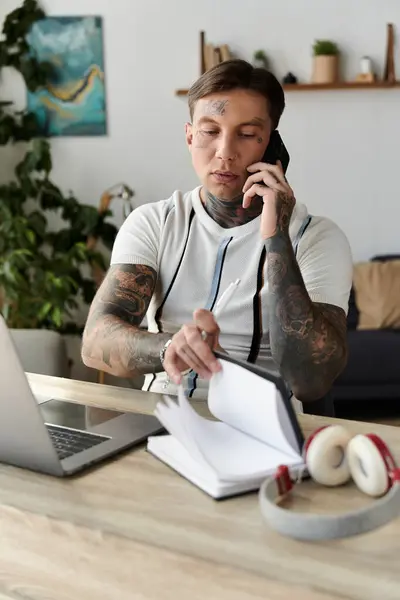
(259, 464, 400, 540)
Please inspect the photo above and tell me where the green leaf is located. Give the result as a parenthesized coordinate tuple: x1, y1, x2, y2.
(15, 111, 40, 140)
(51, 307, 63, 328)
(37, 301, 52, 321)
(11, 248, 32, 262)
(18, 175, 37, 197)
(79, 206, 99, 232)
(39, 180, 64, 210)
(28, 210, 47, 238)
(98, 222, 118, 249)
(33, 138, 52, 172)
(52, 277, 64, 289)
(0, 114, 15, 145)
(74, 242, 89, 260)
(61, 196, 79, 221)
(25, 229, 35, 245)
(88, 250, 107, 271)
(3, 260, 17, 283)
(1, 302, 10, 323)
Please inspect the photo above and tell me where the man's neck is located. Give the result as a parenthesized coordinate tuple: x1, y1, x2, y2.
(202, 189, 263, 228)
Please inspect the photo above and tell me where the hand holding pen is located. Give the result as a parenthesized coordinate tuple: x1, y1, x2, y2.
(162, 279, 240, 385)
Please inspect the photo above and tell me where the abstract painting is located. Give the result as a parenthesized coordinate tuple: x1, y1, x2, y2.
(27, 16, 107, 137)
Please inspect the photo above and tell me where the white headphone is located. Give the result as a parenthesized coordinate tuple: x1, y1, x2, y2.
(259, 424, 400, 540)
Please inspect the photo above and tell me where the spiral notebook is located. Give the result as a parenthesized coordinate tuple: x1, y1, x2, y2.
(147, 352, 306, 499)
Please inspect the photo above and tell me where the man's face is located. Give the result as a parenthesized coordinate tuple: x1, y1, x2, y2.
(185, 89, 272, 201)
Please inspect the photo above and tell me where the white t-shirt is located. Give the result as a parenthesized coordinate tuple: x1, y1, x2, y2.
(110, 185, 353, 399)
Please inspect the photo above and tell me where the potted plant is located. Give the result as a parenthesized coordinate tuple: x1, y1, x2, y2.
(0, 0, 118, 375)
(0, 137, 117, 334)
(253, 49, 268, 70)
(311, 39, 339, 84)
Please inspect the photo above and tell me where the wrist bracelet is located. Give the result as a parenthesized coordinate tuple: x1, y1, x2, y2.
(160, 338, 173, 367)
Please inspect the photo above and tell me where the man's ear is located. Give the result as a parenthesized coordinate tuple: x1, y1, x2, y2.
(185, 122, 193, 151)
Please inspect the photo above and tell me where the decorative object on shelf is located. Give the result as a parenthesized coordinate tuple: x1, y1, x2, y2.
(311, 39, 339, 84)
(355, 56, 376, 83)
(384, 23, 396, 83)
(253, 49, 268, 69)
(282, 72, 298, 84)
(26, 15, 107, 137)
(199, 30, 232, 74)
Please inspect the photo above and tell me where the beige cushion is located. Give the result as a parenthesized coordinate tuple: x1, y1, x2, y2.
(353, 260, 400, 329)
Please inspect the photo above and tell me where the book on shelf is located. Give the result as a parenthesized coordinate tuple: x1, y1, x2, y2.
(147, 352, 306, 499)
(203, 42, 232, 72)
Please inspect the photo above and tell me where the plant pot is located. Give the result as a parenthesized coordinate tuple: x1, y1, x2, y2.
(311, 55, 338, 84)
(254, 59, 267, 70)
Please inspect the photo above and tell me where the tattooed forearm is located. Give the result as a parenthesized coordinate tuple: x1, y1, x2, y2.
(265, 233, 348, 402)
(81, 264, 171, 377)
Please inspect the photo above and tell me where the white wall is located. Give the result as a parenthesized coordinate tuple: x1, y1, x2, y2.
(1, 0, 399, 262)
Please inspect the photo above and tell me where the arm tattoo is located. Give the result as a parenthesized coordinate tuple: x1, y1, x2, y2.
(276, 191, 293, 232)
(265, 233, 348, 402)
(82, 264, 171, 377)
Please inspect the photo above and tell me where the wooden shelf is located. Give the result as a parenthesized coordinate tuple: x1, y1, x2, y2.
(283, 80, 400, 91)
(175, 80, 400, 96)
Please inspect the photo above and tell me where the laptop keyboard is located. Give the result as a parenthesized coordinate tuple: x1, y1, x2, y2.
(46, 424, 110, 460)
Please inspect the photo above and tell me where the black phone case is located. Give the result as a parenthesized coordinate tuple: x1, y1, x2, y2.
(262, 130, 290, 174)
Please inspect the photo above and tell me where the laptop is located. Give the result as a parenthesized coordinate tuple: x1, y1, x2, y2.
(0, 315, 164, 477)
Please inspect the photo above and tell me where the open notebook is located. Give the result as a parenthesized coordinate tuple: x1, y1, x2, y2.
(147, 352, 306, 499)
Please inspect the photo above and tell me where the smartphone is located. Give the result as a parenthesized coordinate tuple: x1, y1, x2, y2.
(262, 130, 290, 174)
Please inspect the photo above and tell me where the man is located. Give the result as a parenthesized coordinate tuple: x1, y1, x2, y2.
(81, 59, 353, 407)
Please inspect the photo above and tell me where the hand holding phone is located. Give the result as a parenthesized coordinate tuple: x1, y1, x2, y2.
(261, 130, 290, 174)
(242, 130, 295, 240)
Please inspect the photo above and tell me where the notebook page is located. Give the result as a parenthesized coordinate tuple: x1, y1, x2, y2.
(177, 384, 301, 481)
(147, 435, 225, 497)
(148, 434, 298, 499)
(154, 397, 215, 472)
(208, 359, 301, 460)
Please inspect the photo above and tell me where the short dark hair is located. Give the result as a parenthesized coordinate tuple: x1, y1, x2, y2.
(188, 59, 285, 130)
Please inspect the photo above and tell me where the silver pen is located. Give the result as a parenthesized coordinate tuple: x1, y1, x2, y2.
(201, 278, 240, 339)
(213, 278, 240, 319)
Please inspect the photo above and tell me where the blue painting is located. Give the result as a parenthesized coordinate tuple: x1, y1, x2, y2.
(26, 16, 107, 137)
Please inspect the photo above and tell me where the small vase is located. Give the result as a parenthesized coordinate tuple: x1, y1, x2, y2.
(254, 59, 267, 70)
(311, 55, 338, 84)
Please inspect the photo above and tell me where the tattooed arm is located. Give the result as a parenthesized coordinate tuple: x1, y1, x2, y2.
(242, 160, 349, 403)
(266, 231, 348, 402)
(81, 264, 172, 378)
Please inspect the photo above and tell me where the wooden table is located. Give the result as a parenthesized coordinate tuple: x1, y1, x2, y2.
(0, 374, 399, 600)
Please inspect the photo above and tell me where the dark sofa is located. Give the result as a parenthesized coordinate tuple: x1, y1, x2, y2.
(331, 254, 400, 412)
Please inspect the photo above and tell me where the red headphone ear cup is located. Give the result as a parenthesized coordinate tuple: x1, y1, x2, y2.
(305, 425, 352, 486)
(347, 434, 396, 497)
